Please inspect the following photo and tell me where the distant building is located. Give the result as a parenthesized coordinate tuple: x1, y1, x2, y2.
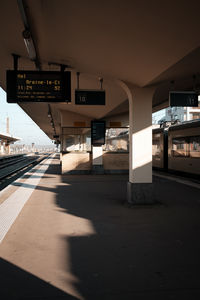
(158, 105, 200, 124)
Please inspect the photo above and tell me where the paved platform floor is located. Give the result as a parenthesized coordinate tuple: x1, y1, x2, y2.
(0, 155, 200, 299)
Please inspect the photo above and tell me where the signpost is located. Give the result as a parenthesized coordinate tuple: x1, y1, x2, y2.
(91, 121, 105, 146)
(6, 70, 71, 103)
(75, 89, 105, 105)
(169, 91, 198, 107)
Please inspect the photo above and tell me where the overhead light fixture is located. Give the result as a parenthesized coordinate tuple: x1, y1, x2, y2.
(48, 104, 52, 118)
(22, 29, 36, 60)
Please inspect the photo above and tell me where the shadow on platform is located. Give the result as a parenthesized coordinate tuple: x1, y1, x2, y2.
(0, 258, 78, 300)
(54, 174, 200, 299)
(3, 158, 200, 299)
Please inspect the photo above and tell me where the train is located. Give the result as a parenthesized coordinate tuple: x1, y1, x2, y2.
(95, 119, 200, 177)
(153, 119, 200, 177)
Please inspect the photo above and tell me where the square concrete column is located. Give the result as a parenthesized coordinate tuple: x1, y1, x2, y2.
(92, 146, 104, 174)
(121, 84, 156, 204)
(5, 143, 10, 155)
(0, 142, 4, 154)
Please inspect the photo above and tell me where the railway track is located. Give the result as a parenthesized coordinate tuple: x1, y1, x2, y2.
(0, 154, 28, 170)
(0, 153, 52, 190)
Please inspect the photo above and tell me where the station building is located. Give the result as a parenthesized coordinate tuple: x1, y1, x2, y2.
(159, 103, 200, 124)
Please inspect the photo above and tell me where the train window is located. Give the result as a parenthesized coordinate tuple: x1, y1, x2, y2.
(192, 113, 200, 120)
(172, 138, 189, 157)
(189, 136, 200, 158)
(152, 138, 161, 160)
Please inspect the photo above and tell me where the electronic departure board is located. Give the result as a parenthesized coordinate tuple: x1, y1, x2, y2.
(91, 121, 105, 146)
(6, 70, 71, 103)
(169, 91, 198, 107)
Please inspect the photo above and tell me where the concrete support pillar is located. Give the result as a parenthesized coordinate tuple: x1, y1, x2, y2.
(74, 136, 80, 151)
(120, 82, 156, 204)
(80, 134, 85, 152)
(2, 142, 5, 154)
(186, 107, 190, 121)
(82, 134, 87, 152)
(5, 143, 10, 155)
(0, 141, 3, 155)
(92, 146, 104, 174)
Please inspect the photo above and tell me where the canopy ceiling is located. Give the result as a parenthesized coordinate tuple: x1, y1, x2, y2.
(1, 0, 200, 138)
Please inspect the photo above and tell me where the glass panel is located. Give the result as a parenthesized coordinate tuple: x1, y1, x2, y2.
(62, 128, 91, 152)
(61, 127, 129, 152)
(172, 138, 189, 157)
(189, 136, 200, 158)
(103, 128, 129, 152)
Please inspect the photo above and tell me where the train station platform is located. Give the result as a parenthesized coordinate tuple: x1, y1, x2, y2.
(0, 154, 200, 300)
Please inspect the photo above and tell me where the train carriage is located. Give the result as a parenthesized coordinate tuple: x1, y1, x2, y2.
(152, 128, 168, 170)
(153, 120, 200, 177)
(168, 120, 200, 176)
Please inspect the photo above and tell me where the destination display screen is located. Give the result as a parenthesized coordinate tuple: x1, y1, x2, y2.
(169, 91, 198, 107)
(91, 121, 105, 146)
(75, 90, 105, 105)
(6, 70, 71, 103)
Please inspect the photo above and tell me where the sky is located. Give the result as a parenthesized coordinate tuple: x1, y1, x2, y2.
(152, 109, 165, 123)
(0, 87, 52, 145)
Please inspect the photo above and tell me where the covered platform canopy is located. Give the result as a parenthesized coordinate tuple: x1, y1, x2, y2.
(0, 0, 200, 203)
(0, 133, 20, 155)
(0, 1, 200, 137)
(0, 133, 19, 144)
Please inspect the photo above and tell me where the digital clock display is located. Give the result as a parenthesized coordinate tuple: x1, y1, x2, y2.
(6, 70, 71, 103)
